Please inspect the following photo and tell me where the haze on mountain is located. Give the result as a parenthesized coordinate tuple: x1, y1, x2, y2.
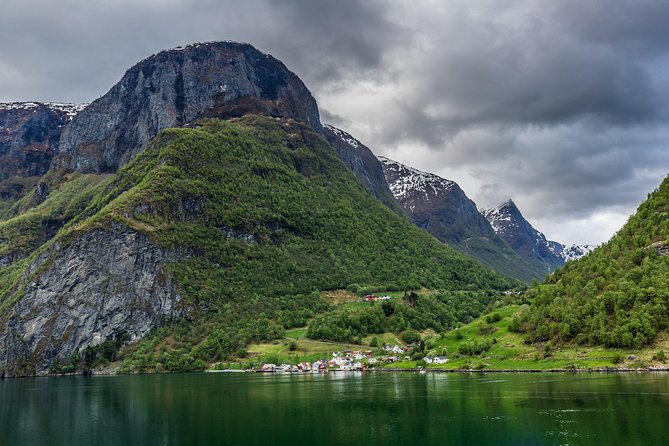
(2, 0, 669, 246)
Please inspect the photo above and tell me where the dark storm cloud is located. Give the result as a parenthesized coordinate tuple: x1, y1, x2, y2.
(0, 0, 403, 103)
(256, 0, 408, 85)
(378, 0, 668, 148)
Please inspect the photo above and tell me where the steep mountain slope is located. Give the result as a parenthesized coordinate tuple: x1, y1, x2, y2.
(0, 43, 401, 254)
(483, 200, 567, 276)
(516, 176, 669, 348)
(55, 42, 321, 173)
(483, 200, 593, 273)
(323, 125, 403, 214)
(0, 115, 514, 377)
(0, 102, 85, 180)
(379, 157, 542, 282)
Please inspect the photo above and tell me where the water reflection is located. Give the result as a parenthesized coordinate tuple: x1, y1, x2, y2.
(1, 372, 668, 445)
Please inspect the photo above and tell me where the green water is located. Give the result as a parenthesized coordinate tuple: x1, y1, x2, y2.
(1, 372, 668, 445)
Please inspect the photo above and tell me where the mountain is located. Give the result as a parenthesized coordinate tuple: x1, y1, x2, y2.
(0, 43, 514, 377)
(46, 42, 394, 214)
(0, 102, 86, 215)
(0, 102, 86, 180)
(516, 175, 669, 348)
(379, 157, 550, 282)
(549, 242, 595, 262)
(482, 199, 592, 276)
(55, 42, 321, 173)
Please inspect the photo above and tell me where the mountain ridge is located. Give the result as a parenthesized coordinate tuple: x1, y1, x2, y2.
(55, 41, 322, 173)
(378, 156, 543, 282)
(482, 199, 593, 268)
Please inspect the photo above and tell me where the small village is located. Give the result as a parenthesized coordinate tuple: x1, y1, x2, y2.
(258, 344, 448, 373)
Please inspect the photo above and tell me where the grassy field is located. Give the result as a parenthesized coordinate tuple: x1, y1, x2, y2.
(388, 304, 667, 370)
(238, 296, 669, 371)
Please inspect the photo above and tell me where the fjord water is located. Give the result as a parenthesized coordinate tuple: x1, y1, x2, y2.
(1, 373, 668, 445)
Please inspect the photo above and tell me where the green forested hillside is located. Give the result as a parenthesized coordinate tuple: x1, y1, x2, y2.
(516, 177, 669, 348)
(0, 115, 515, 372)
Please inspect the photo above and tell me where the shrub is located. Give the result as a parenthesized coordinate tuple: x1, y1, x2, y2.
(653, 350, 666, 362)
(458, 339, 492, 356)
(402, 329, 422, 344)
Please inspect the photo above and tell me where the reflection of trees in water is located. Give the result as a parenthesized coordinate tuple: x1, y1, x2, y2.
(1, 373, 668, 445)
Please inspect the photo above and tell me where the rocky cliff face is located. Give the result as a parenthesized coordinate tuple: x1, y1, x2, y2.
(323, 125, 403, 214)
(57, 42, 321, 173)
(0, 223, 182, 377)
(0, 102, 85, 180)
(379, 157, 541, 281)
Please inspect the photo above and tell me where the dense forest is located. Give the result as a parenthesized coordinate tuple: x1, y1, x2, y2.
(514, 176, 669, 348)
(307, 291, 500, 343)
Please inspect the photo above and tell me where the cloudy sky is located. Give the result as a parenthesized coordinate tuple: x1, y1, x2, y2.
(2, 0, 668, 245)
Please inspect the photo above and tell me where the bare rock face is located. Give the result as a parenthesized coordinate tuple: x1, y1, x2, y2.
(57, 42, 322, 173)
(0, 223, 182, 377)
(0, 102, 85, 180)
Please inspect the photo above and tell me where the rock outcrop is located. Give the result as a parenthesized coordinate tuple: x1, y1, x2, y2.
(0, 223, 182, 377)
(56, 42, 321, 173)
(0, 102, 85, 180)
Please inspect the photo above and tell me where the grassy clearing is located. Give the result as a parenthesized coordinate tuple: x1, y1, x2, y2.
(243, 337, 363, 366)
(397, 305, 666, 371)
(249, 302, 669, 371)
(285, 327, 307, 339)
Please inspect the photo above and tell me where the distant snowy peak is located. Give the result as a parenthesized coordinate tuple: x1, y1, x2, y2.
(323, 124, 360, 149)
(560, 244, 595, 262)
(378, 156, 455, 202)
(0, 101, 88, 120)
(483, 199, 594, 264)
(481, 200, 524, 235)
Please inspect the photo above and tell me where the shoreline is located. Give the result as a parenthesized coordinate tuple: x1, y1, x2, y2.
(3, 365, 669, 380)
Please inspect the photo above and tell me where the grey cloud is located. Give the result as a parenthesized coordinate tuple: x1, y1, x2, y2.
(259, 0, 408, 86)
(379, 1, 666, 149)
(0, 0, 404, 103)
(469, 125, 669, 220)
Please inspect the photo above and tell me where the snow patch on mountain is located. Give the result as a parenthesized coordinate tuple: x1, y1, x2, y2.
(378, 156, 455, 204)
(0, 101, 88, 120)
(480, 201, 517, 233)
(560, 244, 595, 262)
(45, 102, 88, 119)
(323, 124, 360, 148)
(483, 199, 594, 263)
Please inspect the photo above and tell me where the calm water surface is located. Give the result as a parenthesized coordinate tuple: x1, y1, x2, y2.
(1, 372, 668, 445)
